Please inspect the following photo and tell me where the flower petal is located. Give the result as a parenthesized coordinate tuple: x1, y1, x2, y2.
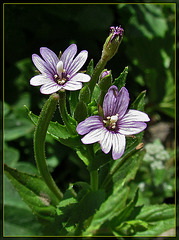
(60, 44, 77, 72)
(81, 128, 104, 144)
(30, 74, 53, 86)
(68, 50, 88, 76)
(100, 130, 113, 154)
(118, 121, 147, 135)
(63, 81, 82, 91)
(114, 87, 129, 120)
(40, 47, 59, 72)
(40, 83, 62, 94)
(70, 73, 91, 83)
(112, 133, 126, 160)
(103, 85, 118, 117)
(120, 109, 150, 123)
(77, 116, 103, 135)
(32, 54, 54, 75)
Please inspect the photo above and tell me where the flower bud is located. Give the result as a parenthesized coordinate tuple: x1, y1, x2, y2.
(101, 26, 124, 62)
(98, 69, 112, 91)
(101, 70, 110, 79)
(79, 85, 91, 103)
(74, 101, 88, 123)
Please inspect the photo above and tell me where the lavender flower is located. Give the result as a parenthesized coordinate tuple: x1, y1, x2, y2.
(30, 44, 91, 94)
(77, 86, 150, 160)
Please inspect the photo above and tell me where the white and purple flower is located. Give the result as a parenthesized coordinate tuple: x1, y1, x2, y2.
(77, 86, 150, 160)
(30, 44, 91, 94)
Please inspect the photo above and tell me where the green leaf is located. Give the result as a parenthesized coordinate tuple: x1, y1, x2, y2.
(111, 189, 140, 226)
(82, 187, 129, 236)
(112, 220, 148, 236)
(25, 105, 82, 149)
(74, 101, 88, 123)
(113, 66, 128, 90)
(87, 99, 98, 116)
(69, 90, 80, 117)
(128, 5, 168, 40)
(57, 187, 106, 235)
(76, 144, 96, 166)
(4, 144, 20, 167)
(4, 164, 59, 224)
(79, 85, 91, 104)
(91, 84, 101, 102)
(4, 114, 34, 141)
(4, 175, 42, 236)
(108, 143, 145, 191)
(86, 59, 94, 76)
(130, 90, 146, 111)
(76, 148, 90, 166)
(134, 204, 175, 236)
(159, 69, 175, 118)
(25, 105, 70, 139)
(110, 189, 146, 236)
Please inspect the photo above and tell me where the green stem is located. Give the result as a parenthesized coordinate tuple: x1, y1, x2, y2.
(90, 170, 98, 191)
(34, 93, 63, 201)
(88, 58, 108, 101)
(58, 91, 76, 135)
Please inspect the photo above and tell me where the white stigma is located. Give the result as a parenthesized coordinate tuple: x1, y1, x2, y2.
(56, 61, 64, 78)
(110, 114, 119, 123)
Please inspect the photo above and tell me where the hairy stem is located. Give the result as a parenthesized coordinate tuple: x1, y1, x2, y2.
(34, 93, 63, 201)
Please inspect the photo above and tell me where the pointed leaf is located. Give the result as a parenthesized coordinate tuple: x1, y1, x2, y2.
(4, 164, 59, 224)
(130, 90, 146, 111)
(113, 66, 128, 90)
(69, 90, 80, 117)
(82, 187, 129, 236)
(25, 106, 82, 148)
(134, 204, 175, 236)
(57, 187, 106, 235)
(86, 59, 94, 76)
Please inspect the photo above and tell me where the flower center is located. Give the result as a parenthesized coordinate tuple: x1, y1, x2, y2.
(103, 114, 119, 130)
(54, 61, 70, 85)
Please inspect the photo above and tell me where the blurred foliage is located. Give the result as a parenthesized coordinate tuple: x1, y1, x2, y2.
(128, 139, 175, 205)
(3, 3, 176, 236)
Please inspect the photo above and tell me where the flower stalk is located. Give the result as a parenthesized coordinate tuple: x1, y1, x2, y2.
(58, 91, 76, 135)
(88, 58, 107, 99)
(88, 26, 124, 101)
(34, 93, 63, 201)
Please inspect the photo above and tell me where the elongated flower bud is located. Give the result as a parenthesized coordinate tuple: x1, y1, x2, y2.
(101, 26, 124, 62)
